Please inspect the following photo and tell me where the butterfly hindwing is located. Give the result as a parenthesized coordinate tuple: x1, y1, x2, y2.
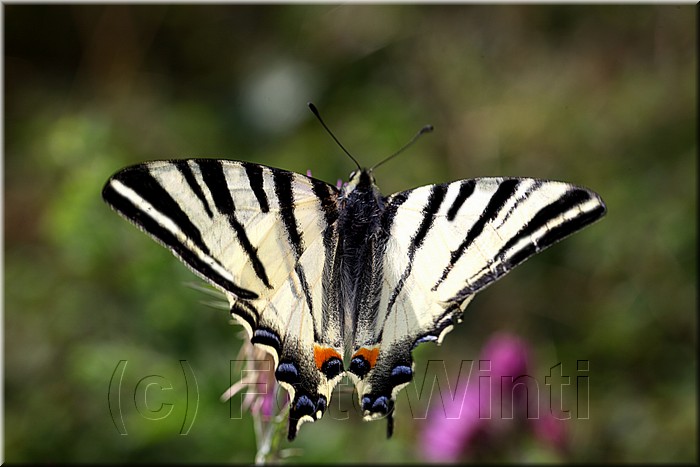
(348, 177, 606, 432)
(102, 159, 345, 439)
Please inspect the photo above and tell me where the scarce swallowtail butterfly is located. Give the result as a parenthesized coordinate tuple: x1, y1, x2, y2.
(102, 105, 606, 440)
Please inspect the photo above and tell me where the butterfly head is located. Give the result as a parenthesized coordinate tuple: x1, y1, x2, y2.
(344, 168, 378, 196)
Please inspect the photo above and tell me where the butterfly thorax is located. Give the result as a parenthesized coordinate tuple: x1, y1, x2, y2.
(337, 169, 387, 349)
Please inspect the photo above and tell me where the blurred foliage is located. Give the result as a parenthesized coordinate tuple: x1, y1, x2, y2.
(3, 4, 696, 463)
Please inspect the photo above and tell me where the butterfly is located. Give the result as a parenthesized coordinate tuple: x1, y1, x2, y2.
(102, 110, 606, 441)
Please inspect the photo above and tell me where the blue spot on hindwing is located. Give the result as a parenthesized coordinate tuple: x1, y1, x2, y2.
(275, 361, 299, 384)
(294, 394, 315, 416)
(390, 365, 413, 386)
(371, 396, 390, 414)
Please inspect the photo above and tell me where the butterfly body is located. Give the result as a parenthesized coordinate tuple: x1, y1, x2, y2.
(336, 170, 388, 349)
(103, 158, 605, 440)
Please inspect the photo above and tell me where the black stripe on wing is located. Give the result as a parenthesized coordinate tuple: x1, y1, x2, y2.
(174, 160, 214, 219)
(102, 166, 258, 300)
(382, 191, 409, 231)
(272, 170, 316, 335)
(412, 184, 449, 249)
(386, 184, 448, 313)
(455, 179, 521, 262)
(114, 166, 211, 254)
(530, 189, 606, 252)
(436, 179, 520, 287)
(496, 179, 540, 227)
(453, 186, 606, 299)
(311, 178, 340, 226)
(231, 300, 259, 330)
(447, 180, 475, 221)
(502, 188, 601, 266)
(243, 162, 270, 213)
(274, 170, 305, 258)
(196, 159, 272, 289)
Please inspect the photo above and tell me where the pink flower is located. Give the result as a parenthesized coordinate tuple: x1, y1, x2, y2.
(221, 336, 284, 419)
(420, 333, 568, 462)
(421, 372, 482, 462)
(220, 335, 288, 456)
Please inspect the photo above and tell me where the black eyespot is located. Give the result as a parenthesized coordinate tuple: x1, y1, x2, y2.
(321, 357, 344, 379)
(349, 356, 371, 378)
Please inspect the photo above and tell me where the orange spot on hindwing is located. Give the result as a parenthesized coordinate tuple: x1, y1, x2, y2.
(313, 344, 343, 371)
(353, 347, 380, 369)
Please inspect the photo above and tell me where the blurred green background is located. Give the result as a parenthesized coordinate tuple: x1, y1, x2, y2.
(4, 4, 696, 463)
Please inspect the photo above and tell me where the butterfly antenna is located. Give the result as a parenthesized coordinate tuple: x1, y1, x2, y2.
(370, 124, 434, 171)
(308, 102, 361, 170)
